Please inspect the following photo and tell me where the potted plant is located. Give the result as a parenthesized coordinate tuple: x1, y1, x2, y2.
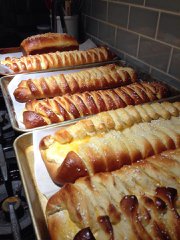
(45, 0, 83, 39)
(62, 0, 83, 39)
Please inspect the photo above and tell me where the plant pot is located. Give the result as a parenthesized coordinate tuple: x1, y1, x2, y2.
(64, 15, 79, 40)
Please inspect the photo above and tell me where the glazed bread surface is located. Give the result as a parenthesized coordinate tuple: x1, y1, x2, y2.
(39, 116, 180, 185)
(23, 81, 169, 128)
(52, 101, 180, 144)
(13, 64, 137, 102)
(20, 33, 79, 55)
(46, 148, 180, 240)
(0, 47, 114, 73)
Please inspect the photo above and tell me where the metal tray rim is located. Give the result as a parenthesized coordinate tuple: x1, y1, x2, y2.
(1, 59, 124, 132)
(13, 97, 180, 240)
(1, 60, 180, 132)
(1, 77, 87, 132)
(13, 132, 49, 240)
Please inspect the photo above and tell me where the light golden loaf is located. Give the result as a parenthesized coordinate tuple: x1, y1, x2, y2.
(53, 101, 180, 144)
(0, 47, 115, 73)
(39, 116, 180, 185)
(20, 33, 79, 55)
(23, 81, 169, 129)
(13, 64, 137, 102)
(46, 148, 180, 240)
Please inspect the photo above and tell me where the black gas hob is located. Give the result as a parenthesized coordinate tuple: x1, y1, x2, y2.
(0, 89, 35, 240)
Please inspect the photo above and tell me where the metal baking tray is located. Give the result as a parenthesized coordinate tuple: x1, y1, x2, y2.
(1, 60, 122, 132)
(13, 132, 50, 240)
(0, 73, 86, 132)
(13, 95, 180, 240)
(1, 60, 180, 132)
(0, 53, 119, 76)
(14, 119, 78, 239)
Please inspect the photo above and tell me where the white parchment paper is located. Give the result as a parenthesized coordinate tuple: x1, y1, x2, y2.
(0, 52, 22, 61)
(0, 52, 22, 75)
(33, 126, 63, 198)
(33, 119, 80, 197)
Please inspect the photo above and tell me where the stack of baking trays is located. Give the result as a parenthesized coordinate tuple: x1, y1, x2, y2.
(0, 33, 180, 240)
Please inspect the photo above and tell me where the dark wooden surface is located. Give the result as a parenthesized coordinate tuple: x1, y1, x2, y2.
(0, 47, 21, 54)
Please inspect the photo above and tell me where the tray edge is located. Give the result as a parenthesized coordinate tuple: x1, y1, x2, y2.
(13, 133, 50, 240)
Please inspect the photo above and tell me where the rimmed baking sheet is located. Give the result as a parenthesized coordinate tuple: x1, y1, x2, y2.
(0, 60, 122, 132)
(13, 95, 180, 240)
(32, 96, 180, 199)
(14, 133, 50, 240)
(1, 62, 180, 132)
(0, 56, 180, 132)
(13, 118, 84, 239)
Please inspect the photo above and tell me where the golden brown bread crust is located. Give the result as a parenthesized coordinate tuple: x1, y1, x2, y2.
(23, 81, 169, 129)
(53, 101, 180, 144)
(46, 148, 180, 240)
(39, 116, 180, 185)
(0, 47, 115, 73)
(20, 33, 79, 55)
(13, 64, 137, 102)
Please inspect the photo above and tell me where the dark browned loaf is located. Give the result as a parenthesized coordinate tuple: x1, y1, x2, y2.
(23, 81, 169, 129)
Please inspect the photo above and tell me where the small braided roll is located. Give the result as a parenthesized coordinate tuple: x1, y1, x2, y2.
(23, 81, 169, 128)
(1, 47, 115, 73)
(14, 64, 137, 102)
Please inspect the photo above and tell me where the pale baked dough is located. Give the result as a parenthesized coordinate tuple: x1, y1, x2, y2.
(13, 64, 137, 102)
(40, 113, 180, 185)
(46, 148, 180, 240)
(1, 47, 114, 73)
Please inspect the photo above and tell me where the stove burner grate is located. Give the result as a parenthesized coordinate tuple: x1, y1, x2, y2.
(0, 90, 35, 239)
(0, 179, 34, 239)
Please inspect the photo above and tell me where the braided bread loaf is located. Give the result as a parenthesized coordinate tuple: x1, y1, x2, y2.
(14, 64, 137, 102)
(46, 148, 180, 240)
(1, 47, 115, 73)
(23, 81, 169, 128)
(53, 101, 180, 144)
(40, 116, 180, 185)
